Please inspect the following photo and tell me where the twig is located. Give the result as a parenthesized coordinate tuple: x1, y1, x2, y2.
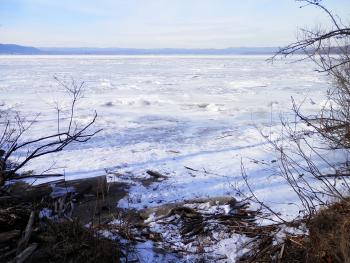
(12, 243, 38, 263)
(17, 210, 35, 253)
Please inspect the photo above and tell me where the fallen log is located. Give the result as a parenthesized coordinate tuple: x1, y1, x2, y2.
(11, 243, 38, 263)
(11, 174, 64, 180)
(17, 210, 35, 252)
(0, 248, 16, 261)
(5, 175, 109, 202)
(146, 170, 167, 180)
(140, 196, 236, 220)
(0, 229, 20, 243)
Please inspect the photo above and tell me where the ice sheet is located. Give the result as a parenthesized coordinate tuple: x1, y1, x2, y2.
(0, 55, 330, 216)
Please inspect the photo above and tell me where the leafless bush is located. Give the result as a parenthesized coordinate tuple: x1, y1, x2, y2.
(0, 78, 101, 186)
(268, 0, 350, 215)
(237, 2, 350, 260)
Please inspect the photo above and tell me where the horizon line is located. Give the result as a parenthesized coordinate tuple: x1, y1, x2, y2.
(1, 43, 280, 50)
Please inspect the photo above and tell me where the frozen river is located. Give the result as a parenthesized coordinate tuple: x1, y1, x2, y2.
(0, 55, 329, 214)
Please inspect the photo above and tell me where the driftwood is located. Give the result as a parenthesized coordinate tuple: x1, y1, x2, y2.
(11, 174, 64, 180)
(0, 229, 20, 243)
(0, 174, 128, 262)
(3, 175, 128, 225)
(140, 196, 236, 220)
(0, 205, 31, 232)
(17, 210, 35, 253)
(5, 175, 109, 202)
(146, 170, 167, 181)
(11, 243, 38, 263)
(0, 248, 17, 261)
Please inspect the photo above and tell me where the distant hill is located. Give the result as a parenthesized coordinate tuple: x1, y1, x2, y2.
(0, 44, 280, 55)
(1, 43, 346, 56)
(0, 44, 42, 54)
(39, 47, 279, 55)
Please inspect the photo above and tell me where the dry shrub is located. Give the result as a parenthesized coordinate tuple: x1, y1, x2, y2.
(280, 200, 350, 262)
(237, 200, 350, 262)
(281, 237, 307, 263)
(306, 200, 350, 263)
(239, 1, 350, 261)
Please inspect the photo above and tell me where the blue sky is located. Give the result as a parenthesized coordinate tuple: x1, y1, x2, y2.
(0, 0, 349, 48)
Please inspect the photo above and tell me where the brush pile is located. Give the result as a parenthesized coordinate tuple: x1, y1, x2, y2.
(0, 175, 125, 263)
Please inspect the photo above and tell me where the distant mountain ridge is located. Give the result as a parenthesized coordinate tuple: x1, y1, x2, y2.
(0, 44, 42, 54)
(39, 47, 279, 55)
(0, 43, 280, 55)
(0, 43, 278, 55)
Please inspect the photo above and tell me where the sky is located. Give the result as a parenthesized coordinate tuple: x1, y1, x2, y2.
(0, 0, 349, 48)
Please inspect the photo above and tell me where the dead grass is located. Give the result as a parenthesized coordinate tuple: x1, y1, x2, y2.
(277, 200, 350, 263)
(305, 199, 350, 263)
(29, 219, 121, 263)
(283, 199, 350, 262)
(237, 199, 350, 262)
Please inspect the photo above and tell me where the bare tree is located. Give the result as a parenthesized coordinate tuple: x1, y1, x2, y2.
(0, 78, 101, 186)
(268, 0, 350, 215)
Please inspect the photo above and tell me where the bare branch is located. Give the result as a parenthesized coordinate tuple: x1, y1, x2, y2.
(0, 78, 101, 184)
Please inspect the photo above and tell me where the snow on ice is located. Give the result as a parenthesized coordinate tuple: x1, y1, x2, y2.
(0, 55, 332, 261)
